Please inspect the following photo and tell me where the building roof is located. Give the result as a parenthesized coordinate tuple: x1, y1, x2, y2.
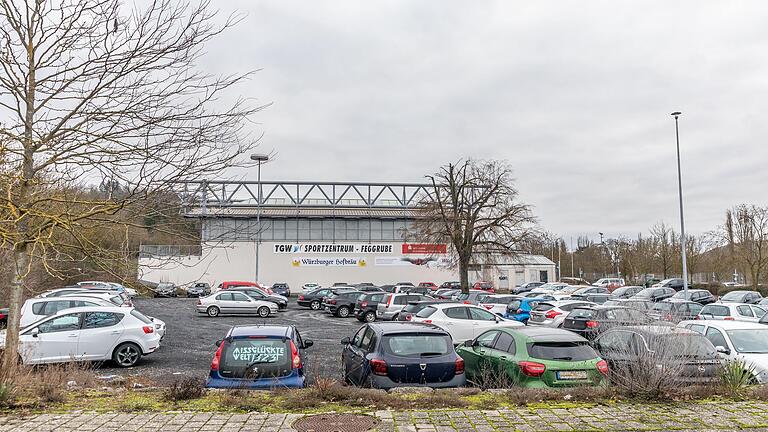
(187, 206, 416, 219)
(493, 254, 556, 266)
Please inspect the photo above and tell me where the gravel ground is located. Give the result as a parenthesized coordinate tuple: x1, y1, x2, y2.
(97, 297, 362, 385)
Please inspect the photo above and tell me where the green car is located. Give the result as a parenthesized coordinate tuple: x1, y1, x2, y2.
(457, 327, 609, 388)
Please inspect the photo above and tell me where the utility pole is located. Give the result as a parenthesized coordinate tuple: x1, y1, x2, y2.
(671, 112, 689, 297)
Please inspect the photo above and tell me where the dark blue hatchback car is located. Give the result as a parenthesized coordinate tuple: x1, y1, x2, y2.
(206, 325, 313, 389)
(341, 322, 466, 389)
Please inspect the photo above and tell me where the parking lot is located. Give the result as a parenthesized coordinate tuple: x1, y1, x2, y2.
(99, 297, 362, 385)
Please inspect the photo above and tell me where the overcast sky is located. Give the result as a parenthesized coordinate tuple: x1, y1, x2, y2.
(203, 1, 768, 241)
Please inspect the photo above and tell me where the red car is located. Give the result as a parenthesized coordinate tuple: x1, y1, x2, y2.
(472, 281, 495, 292)
(418, 282, 438, 291)
(217, 281, 274, 294)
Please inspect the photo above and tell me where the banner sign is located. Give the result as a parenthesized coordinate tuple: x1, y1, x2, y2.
(375, 256, 452, 267)
(401, 243, 447, 254)
(291, 257, 367, 267)
(274, 244, 394, 254)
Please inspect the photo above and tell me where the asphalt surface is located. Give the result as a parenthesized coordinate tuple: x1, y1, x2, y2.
(97, 297, 362, 385)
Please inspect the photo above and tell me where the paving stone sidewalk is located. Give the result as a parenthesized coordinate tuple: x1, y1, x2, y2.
(2, 402, 768, 431)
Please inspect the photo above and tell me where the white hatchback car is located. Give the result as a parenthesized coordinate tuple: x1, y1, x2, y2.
(410, 303, 523, 344)
(698, 303, 767, 322)
(19, 295, 114, 328)
(0, 306, 161, 367)
(679, 320, 768, 384)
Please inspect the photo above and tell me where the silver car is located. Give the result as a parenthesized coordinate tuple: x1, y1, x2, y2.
(196, 291, 278, 318)
(528, 300, 596, 328)
(376, 293, 426, 320)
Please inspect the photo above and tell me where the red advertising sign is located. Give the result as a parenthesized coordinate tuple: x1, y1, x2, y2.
(401, 243, 447, 254)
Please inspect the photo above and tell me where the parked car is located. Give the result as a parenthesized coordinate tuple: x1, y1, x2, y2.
(478, 295, 520, 316)
(379, 285, 397, 293)
(397, 300, 453, 322)
(270, 283, 291, 297)
(610, 286, 645, 300)
(456, 290, 492, 305)
(302, 283, 321, 293)
(719, 290, 763, 304)
(512, 281, 545, 294)
(592, 278, 625, 291)
(333, 282, 349, 287)
(680, 320, 768, 384)
(403, 286, 432, 296)
(41, 287, 133, 307)
(593, 326, 719, 385)
(629, 287, 676, 302)
(154, 282, 178, 298)
(648, 300, 703, 323)
(652, 278, 686, 290)
(527, 300, 596, 328)
(568, 286, 609, 300)
(0, 308, 8, 328)
(643, 277, 662, 287)
(217, 281, 268, 291)
(440, 281, 462, 290)
(196, 291, 278, 318)
(531, 282, 569, 294)
(61, 291, 130, 308)
(186, 283, 211, 298)
(559, 277, 590, 286)
(418, 282, 438, 290)
(669, 289, 716, 305)
(341, 322, 466, 389)
(609, 299, 656, 312)
(19, 295, 115, 328)
(521, 292, 556, 301)
(323, 290, 364, 317)
(298, 288, 352, 310)
(472, 281, 495, 292)
(206, 325, 313, 389)
(504, 297, 550, 323)
(458, 327, 608, 388)
(229, 287, 288, 310)
(0, 306, 160, 367)
(697, 303, 767, 322)
(561, 306, 653, 339)
(396, 282, 414, 287)
(357, 285, 384, 293)
(411, 303, 522, 344)
(354, 292, 388, 323)
(435, 289, 461, 300)
(376, 293, 428, 321)
(722, 282, 745, 288)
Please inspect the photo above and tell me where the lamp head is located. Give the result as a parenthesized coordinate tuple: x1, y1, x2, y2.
(671, 111, 682, 117)
(250, 154, 269, 162)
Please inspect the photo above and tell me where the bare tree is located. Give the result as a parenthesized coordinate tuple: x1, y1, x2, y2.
(650, 221, 675, 278)
(723, 204, 768, 288)
(0, 0, 265, 366)
(412, 159, 536, 291)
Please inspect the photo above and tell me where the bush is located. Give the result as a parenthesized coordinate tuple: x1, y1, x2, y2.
(163, 377, 205, 402)
(719, 359, 756, 397)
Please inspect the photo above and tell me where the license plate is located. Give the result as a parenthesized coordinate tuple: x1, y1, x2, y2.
(557, 371, 588, 380)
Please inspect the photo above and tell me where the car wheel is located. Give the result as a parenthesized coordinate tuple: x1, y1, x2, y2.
(391, 313, 399, 321)
(112, 343, 142, 368)
(364, 311, 376, 323)
(207, 306, 220, 317)
(310, 300, 321, 310)
(337, 306, 350, 318)
(258, 306, 271, 318)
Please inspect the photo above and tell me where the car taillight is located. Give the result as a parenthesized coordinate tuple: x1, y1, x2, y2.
(724, 317, 735, 321)
(142, 326, 154, 334)
(545, 310, 562, 319)
(423, 319, 432, 324)
(597, 359, 609, 375)
(694, 315, 701, 320)
(361, 301, 368, 308)
(329, 299, 337, 305)
(585, 320, 599, 328)
(483, 305, 493, 310)
(516, 309, 523, 314)
(290, 340, 302, 369)
(211, 342, 224, 371)
(464, 301, 471, 304)
(519, 361, 546, 377)
(405, 314, 412, 321)
(298, 295, 305, 301)
(455, 358, 465, 374)
(370, 359, 387, 375)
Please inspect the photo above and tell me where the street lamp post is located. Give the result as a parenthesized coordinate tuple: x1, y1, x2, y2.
(671, 112, 689, 297)
(599, 232, 605, 277)
(250, 154, 269, 283)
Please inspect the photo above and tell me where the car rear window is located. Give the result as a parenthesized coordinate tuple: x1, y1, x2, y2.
(486, 296, 516, 305)
(130, 310, 153, 324)
(721, 291, 748, 301)
(382, 334, 452, 357)
(650, 334, 716, 358)
(533, 303, 555, 312)
(526, 342, 598, 361)
(568, 308, 594, 318)
(402, 304, 424, 313)
(507, 300, 522, 310)
(219, 338, 292, 378)
(457, 293, 469, 301)
(701, 305, 730, 317)
(415, 306, 437, 318)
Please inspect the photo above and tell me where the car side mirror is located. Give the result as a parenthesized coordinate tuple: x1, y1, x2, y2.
(303, 340, 314, 349)
(30, 327, 40, 338)
(462, 339, 475, 348)
(716, 345, 730, 355)
(341, 337, 351, 345)
(215, 339, 222, 347)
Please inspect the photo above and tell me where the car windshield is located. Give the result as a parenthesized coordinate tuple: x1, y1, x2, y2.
(701, 305, 730, 317)
(527, 342, 597, 361)
(722, 291, 749, 301)
(612, 287, 630, 296)
(653, 303, 674, 312)
(634, 289, 656, 298)
(672, 291, 693, 299)
(484, 296, 516, 305)
(478, 282, 492, 289)
(219, 338, 292, 378)
(651, 334, 716, 358)
(382, 334, 452, 357)
(457, 293, 470, 301)
(573, 288, 592, 295)
(727, 330, 768, 354)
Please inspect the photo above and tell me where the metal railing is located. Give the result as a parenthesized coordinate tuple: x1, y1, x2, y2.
(139, 244, 202, 258)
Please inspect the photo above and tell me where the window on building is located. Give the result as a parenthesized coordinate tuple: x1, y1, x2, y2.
(346, 219, 359, 240)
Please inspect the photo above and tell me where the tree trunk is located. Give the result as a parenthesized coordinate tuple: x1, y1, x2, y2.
(459, 256, 470, 294)
(3, 246, 28, 367)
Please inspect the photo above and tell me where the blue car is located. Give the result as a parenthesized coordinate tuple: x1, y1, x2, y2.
(341, 322, 466, 389)
(206, 325, 313, 389)
(504, 297, 549, 323)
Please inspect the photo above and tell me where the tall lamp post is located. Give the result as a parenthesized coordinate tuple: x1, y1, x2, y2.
(250, 153, 269, 283)
(671, 112, 689, 296)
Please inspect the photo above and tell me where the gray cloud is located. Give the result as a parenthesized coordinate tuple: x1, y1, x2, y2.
(202, 1, 768, 240)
